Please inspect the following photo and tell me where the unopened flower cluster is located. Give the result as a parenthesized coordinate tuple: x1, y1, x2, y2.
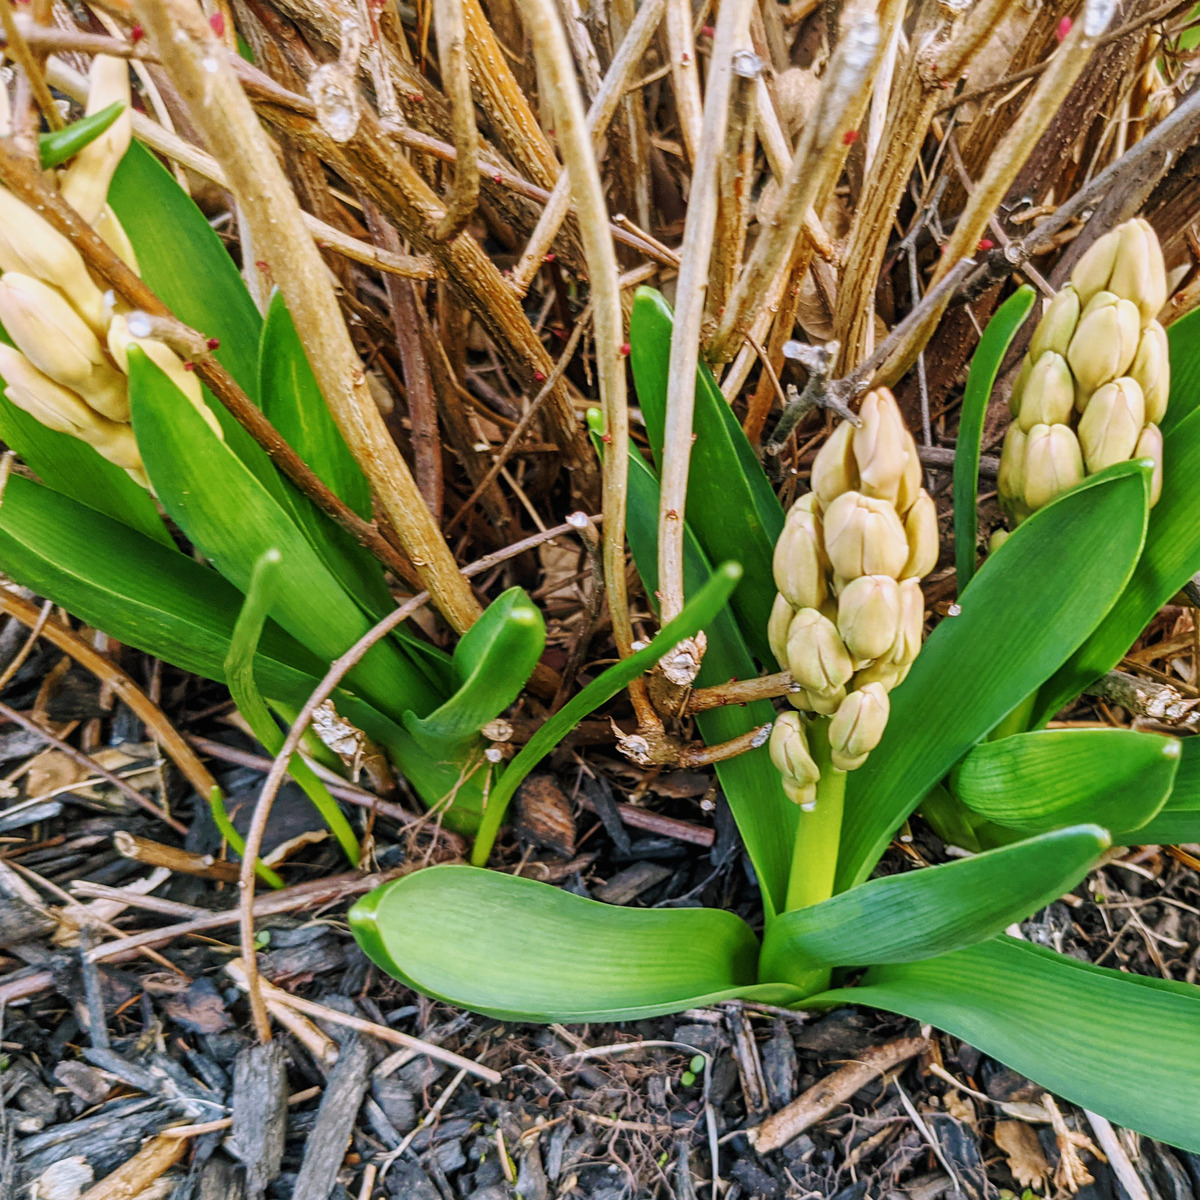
(0, 58, 216, 487)
(767, 390, 937, 807)
(999, 219, 1169, 524)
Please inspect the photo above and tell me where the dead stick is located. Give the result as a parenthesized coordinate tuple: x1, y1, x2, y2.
(80, 1135, 187, 1200)
(749, 1036, 931, 1152)
(113, 831, 242, 881)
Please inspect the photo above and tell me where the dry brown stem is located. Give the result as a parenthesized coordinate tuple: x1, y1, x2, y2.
(432, 0, 481, 241)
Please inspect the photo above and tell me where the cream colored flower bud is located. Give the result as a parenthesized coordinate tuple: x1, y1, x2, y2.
(769, 712, 820, 788)
(900, 489, 938, 580)
(853, 389, 913, 507)
(786, 684, 846, 716)
(768, 592, 797, 667)
(822, 491, 909, 580)
(773, 501, 827, 610)
(1067, 292, 1141, 398)
(0, 188, 108, 333)
(889, 577, 925, 666)
(1023, 423, 1084, 511)
(0, 344, 144, 476)
(1129, 321, 1169, 425)
(786, 607, 855, 694)
(1073, 219, 1168, 323)
(1077, 377, 1145, 473)
(852, 659, 910, 692)
(997, 424, 1026, 500)
(107, 315, 224, 439)
(1009, 356, 1032, 418)
(1029, 286, 1081, 361)
(92, 206, 139, 273)
(810, 419, 858, 508)
(1135, 423, 1163, 507)
(895, 438, 923, 517)
(1110, 218, 1168, 323)
(60, 57, 133, 225)
(836, 574, 901, 662)
(0, 274, 128, 420)
(989, 528, 1011, 553)
(829, 683, 890, 771)
(1017, 352, 1074, 431)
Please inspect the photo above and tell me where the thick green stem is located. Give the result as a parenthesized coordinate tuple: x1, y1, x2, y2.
(989, 691, 1037, 742)
(784, 718, 847, 913)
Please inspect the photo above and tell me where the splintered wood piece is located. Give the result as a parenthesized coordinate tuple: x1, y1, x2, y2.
(749, 1036, 931, 1152)
(79, 1135, 187, 1200)
(231, 1042, 289, 1200)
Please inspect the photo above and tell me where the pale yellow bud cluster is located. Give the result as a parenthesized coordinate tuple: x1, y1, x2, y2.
(1000, 219, 1169, 522)
(0, 58, 219, 486)
(767, 389, 937, 797)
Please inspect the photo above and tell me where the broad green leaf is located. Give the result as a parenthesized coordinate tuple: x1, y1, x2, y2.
(259, 292, 371, 517)
(110, 142, 262, 392)
(470, 560, 744, 865)
(39, 103, 124, 168)
(127, 349, 440, 721)
(809, 936, 1200, 1152)
(0, 387, 171, 545)
(1037, 406, 1200, 721)
(629, 287, 784, 666)
(405, 587, 544, 755)
(761, 826, 1107, 984)
(1161, 305, 1200, 436)
(1124, 734, 1200, 844)
(0, 474, 489, 831)
(226, 550, 358, 865)
(951, 728, 1179, 833)
(836, 463, 1151, 893)
(954, 286, 1035, 593)
(601, 418, 797, 918)
(350, 864, 801, 1022)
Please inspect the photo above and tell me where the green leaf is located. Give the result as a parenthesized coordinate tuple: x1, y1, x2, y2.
(259, 292, 371, 517)
(629, 287, 784, 666)
(954, 286, 1035, 593)
(1161, 305, 1200, 436)
(470, 560, 745, 866)
(603, 417, 797, 919)
(762, 826, 1107, 983)
(110, 142, 262, 393)
(225, 550, 359, 865)
(1124, 734, 1200, 844)
(39, 103, 124, 169)
(404, 587, 544, 756)
(127, 348, 440, 721)
(0, 474, 488, 831)
(951, 728, 1179, 833)
(1037, 406, 1200, 722)
(809, 936, 1200, 1152)
(836, 463, 1151, 893)
(0, 386, 170, 545)
(350, 864, 801, 1022)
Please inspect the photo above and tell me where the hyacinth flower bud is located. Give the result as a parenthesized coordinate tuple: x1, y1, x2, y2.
(92, 206, 140, 273)
(769, 712, 820, 791)
(788, 683, 847, 716)
(0, 274, 128, 421)
(836, 574, 901, 662)
(890, 577, 926, 666)
(822, 490, 909, 580)
(853, 389, 912, 507)
(810, 418, 857, 508)
(852, 658, 909, 692)
(1129, 321, 1169, 425)
(1017, 352, 1074, 431)
(786, 607, 855, 695)
(0, 188, 108, 333)
(1109, 218, 1168, 323)
(997, 425, 1027, 518)
(1069, 227, 1121, 309)
(1067, 292, 1141, 399)
(0, 345, 144, 477)
(1028, 285, 1081, 361)
(901, 489, 938, 580)
(1009, 356, 1032, 418)
(773, 501, 827, 610)
(1023, 423, 1084, 511)
(1077, 377, 1145, 473)
(768, 592, 797, 667)
(60, 57, 133, 225)
(1135, 423, 1163, 507)
(829, 682, 890, 771)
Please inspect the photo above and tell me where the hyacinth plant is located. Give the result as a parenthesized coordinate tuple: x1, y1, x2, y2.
(352, 285, 1200, 1152)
